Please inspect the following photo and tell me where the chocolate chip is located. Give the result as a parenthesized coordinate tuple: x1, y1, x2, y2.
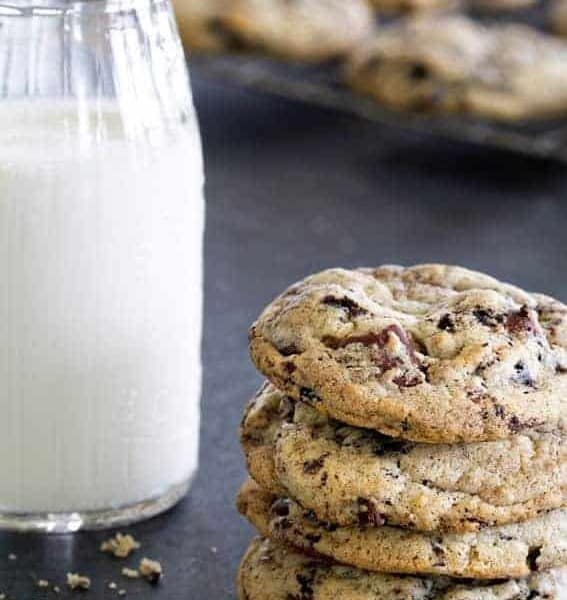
(437, 314, 455, 332)
(493, 403, 506, 419)
(372, 439, 410, 456)
(304, 533, 322, 545)
(506, 306, 536, 335)
(283, 361, 296, 373)
(508, 415, 522, 433)
(280, 344, 299, 357)
(527, 546, 542, 571)
(303, 455, 328, 475)
(432, 541, 446, 567)
(357, 498, 386, 527)
(300, 388, 321, 404)
(512, 361, 535, 388)
(205, 18, 248, 51)
(473, 308, 505, 327)
(393, 372, 422, 388)
(322, 295, 368, 319)
(409, 62, 430, 81)
(272, 499, 291, 517)
(296, 571, 316, 600)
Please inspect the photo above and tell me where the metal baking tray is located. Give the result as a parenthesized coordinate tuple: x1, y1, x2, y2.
(190, 3, 567, 163)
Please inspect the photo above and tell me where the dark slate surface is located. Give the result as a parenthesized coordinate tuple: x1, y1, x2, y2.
(0, 70, 566, 599)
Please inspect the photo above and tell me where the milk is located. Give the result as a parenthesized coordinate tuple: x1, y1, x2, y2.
(0, 102, 204, 514)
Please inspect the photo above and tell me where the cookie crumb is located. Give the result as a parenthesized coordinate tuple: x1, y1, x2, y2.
(66, 572, 91, 590)
(8, 554, 16, 561)
(37, 579, 50, 588)
(100, 533, 140, 558)
(139, 557, 163, 583)
(121, 567, 139, 579)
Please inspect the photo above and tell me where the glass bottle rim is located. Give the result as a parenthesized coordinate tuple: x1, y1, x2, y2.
(0, 0, 168, 15)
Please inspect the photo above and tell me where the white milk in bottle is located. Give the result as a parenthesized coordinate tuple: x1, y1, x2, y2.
(0, 101, 204, 516)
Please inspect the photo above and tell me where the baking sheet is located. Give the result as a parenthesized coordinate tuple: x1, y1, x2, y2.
(190, 2, 567, 163)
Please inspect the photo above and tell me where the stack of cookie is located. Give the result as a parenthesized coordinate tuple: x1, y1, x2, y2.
(237, 264, 567, 599)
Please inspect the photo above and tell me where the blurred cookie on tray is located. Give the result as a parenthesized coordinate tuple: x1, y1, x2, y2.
(469, 0, 537, 11)
(174, 0, 375, 62)
(173, 0, 234, 52)
(346, 15, 567, 121)
(551, 0, 567, 36)
(368, 0, 460, 14)
(218, 0, 375, 62)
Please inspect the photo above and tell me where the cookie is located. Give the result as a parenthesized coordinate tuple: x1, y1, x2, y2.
(219, 0, 374, 62)
(238, 480, 567, 579)
(470, 0, 537, 11)
(173, 0, 235, 53)
(249, 264, 567, 443)
(238, 537, 567, 600)
(369, 0, 460, 13)
(551, 0, 567, 36)
(346, 16, 567, 121)
(241, 383, 566, 533)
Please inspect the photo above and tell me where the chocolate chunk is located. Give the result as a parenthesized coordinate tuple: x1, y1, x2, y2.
(409, 62, 430, 81)
(303, 454, 328, 475)
(322, 295, 368, 318)
(493, 403, 506, 419)
(432, 540, 446, 567)
(393, 372, 422, 388)
(437, 314, 456, 332)
(206, 18, 248, 51)
(506, 306, 536, 335)
(300, 388, 321, 404)
(272, 499, 291, 517)
(280, 344, 299, 357)
(325, 325, 423, 379)
(509, 415, 522, 433)
(304, 533, 322, 545)
(283, 361, 296, 374)
(357, 498, 386, 527)
(296, 571, 316, 600)
(512, 361, 535, 388)
(527, 546, 542, 571)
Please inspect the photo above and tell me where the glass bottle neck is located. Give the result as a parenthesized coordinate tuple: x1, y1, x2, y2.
(0, 0, 194, 143)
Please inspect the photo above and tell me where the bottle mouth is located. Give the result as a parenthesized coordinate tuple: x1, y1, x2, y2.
(0, 0, 169, 16)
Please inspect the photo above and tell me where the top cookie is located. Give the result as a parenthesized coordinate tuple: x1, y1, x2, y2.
(249, 264, 567, 443)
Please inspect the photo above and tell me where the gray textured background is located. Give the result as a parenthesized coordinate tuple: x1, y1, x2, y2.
(0, 70, 566, 599)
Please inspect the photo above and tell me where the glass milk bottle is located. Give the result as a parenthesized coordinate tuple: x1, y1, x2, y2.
(0, 0, 204, 531)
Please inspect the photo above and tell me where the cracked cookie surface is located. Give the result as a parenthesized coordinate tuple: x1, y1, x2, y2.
(241, 383, 566, 533)
(346, 17, 567, 121)
(237, 480, 567, 580)
(238, 537, 567, 600)
(249, 264, 567, 443)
